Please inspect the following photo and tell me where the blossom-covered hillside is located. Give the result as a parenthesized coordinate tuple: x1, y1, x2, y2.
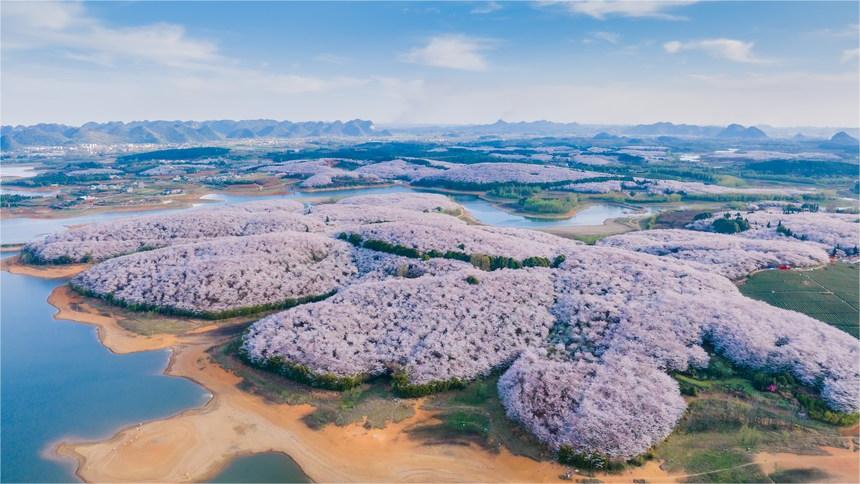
(243, 240, 859, 458)
(22, 200, 320, 264)
(354, 159, 444, 181)
(416, 162, 606, 186)
(258, 159, 385, 188)
(499, 351, 686, 459)
(258, 158, 447, 188)
(561, 177, 800, 196)
(549, 246, 858, 405)
(599, 229, 830, 279)
(243, 268, 557, 386)
(72, 232, 356, 317)
(346, 221, 574, 262)
(689, 209, 860, 255)
(336, 192, 462, 214)
(309, 203, 465, 229)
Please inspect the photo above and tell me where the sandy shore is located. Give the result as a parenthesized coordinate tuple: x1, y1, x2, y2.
(1, 255, 90, 279)
(0, 190, 208, 220)
(55, 332, 683, 483)
(49, 285, 178, 354)
(543, 217, 641, 239)
(54, 330, 574, 483)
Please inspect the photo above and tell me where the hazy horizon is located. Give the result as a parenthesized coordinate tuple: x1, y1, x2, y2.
(2, 117, 858, 131)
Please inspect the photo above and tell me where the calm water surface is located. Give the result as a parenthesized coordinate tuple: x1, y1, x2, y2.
(207, 452, 311, 483)
(0, 184, 642, 482)
(0, 254, 210, 482)
(449, 195, 648, 229)
(0, 165, 41, 178)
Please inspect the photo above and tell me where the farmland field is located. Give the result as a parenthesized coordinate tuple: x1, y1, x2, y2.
(740, 263, 859, 338)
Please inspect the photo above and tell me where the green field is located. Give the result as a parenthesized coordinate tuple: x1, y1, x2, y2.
(661, 359, 850, 483)
(740, 263, 859, 338)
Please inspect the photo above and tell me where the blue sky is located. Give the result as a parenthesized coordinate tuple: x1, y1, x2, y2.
(2, 1, 858, 126)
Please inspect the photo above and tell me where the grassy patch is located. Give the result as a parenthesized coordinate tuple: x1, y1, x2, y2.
(116, 314, 202, 336)
(652, 209, 715, 229)
(740, 262, 859, 337)
(657, 353, 851, 482)
(212, 339, 546, 458)
(567, 234, 606, 245)
(76, 292, 209, 335)
(210, 339, 415, 429)
(73, 289, 278, 336)
(516, 194, 579, 215)
(410, 375, 548, 460)
(683, 463, 770, 483)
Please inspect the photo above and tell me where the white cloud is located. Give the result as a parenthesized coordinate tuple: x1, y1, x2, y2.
(471, 1, 502, 14)
(1, 1, 84, 31)
(2, 2, 372, 98)
(2, 1, 221, 69)
(811, 23, 860, 39)
(548, 1, 697, 20)
(401, 35, 492, 71)
(842, 48, 860, 63)
(0, 1, 395, 124)
(663, 38, 770, 64)
(583, 31, 621, 44)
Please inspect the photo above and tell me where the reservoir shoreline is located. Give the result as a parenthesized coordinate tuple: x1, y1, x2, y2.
(47, 283, 575, 482)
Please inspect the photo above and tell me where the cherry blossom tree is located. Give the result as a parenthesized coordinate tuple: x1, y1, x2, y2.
(599, 228, 830, 279)
(23, 200, 318, 264)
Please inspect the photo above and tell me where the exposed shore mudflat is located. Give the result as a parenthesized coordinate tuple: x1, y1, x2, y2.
(1, 256, 90, 279)
(49, 296, 574, 483)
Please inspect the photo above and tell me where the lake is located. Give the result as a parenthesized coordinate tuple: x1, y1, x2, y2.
(0, 164, 41, 179)
(449, 195, 648, 229)
(0, 254, 210, 482)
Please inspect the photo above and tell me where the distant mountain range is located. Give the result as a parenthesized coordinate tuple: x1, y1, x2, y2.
(716, 123, 768, 139)
(399, 120, 856, 140)
(2, 118, 857, 149)
(829, 131, 859, 146)
(625, 122, 767, 139)
(0, 119, 385, 150)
